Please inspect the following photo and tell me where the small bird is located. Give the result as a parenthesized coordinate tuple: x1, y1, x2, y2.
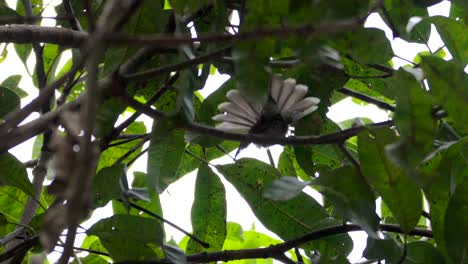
(212, 75, 320, 157)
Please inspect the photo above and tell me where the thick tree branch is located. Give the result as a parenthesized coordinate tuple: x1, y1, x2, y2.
(0, 61, 82, 137)
(0, 25, 87, 46)
(115, 223, 431, 264)
(0, 18, 361, 48)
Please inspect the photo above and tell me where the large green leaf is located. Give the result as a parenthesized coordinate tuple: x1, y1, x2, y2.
(288, 0, 368, 23)
(187, 164, 226, 254)
(331, 28, 393, 64)
(0, 153, 34, 196)
(429, 16, 468, 64)
(147, 120, 185, 194)
(363, 236, 403, 263)
(358, 128, 422, 232)
(424, 138, 468, 258)
(1, 75, 27, 98)
(87, 215, 164, 262)
(0, 87, 20, 119)
(103, 0, 167, 74)
(222, 222, 281, 264)
(42, 44, 61, 80)
(313, 166, 380, 237)
(14, 44, 32, 72)
(94, 98, 127, 138)
(216, 158, 353, 256)
(421, 56, 468, 134)
(421, 140, 468, 261)
(380, 1, 431, 43)
(403, 241, 446, 264)
(388, 69, 435, 169)
(444, 177, 468, 264)
(93, 164, 125, 208)
(294, 117, 349, 175)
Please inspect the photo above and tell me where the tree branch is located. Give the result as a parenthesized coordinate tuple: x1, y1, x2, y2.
(105, 18, 362, 47)
(0, 17, 361, 48)
(115, 223, 431, 264)
(337, 87, 395, 111)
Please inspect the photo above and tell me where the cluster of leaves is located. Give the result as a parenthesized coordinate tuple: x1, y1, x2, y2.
(0, 0, 467, 263)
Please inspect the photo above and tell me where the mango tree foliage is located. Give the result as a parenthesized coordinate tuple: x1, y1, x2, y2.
(0, 0, 465, 263)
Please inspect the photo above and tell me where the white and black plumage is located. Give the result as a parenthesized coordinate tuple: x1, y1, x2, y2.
(212, 75, 320, 155)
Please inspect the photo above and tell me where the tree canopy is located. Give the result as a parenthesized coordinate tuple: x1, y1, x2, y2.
(0, 0, 466, 263)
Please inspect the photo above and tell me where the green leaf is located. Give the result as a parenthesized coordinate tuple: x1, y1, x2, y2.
(444, 175, 468, 264)
(314, 166, 380, 237)
(94, 98, 126, 138)
(93, 165, 125, 208)
(147, 120, 185, 193)
(332, 28, 393, 64)
(403, 241, 445, 264)
(358, 128, 422, 232)
(277, 149, 297, 177)
(42, 44, 61, 79)
(0, 153, 34, 197)
(380, 1, 431, 43)
(216, 158, 353, 256)
(1, 75, 27, 98)
(103, 0, 167, 74)
(263, 176, 310, 201)
(0, 186, 29, 224)
(72, 255, 108, 264)
(87, 215, 164, 262)
(429, 16, 468, 64)
(422, 139, 468, 261)
(187, 164, 226, 254)
(16, 0, 42, 16)
(421, 56, 468, 134)
(294, 117, 348, 175)
(0, 2, 18, 17)
(0, 87, 20, 119)
(132, 171, 146, 188)
(223, 222, 282, 252)
(289, 0, 368, 23)
(388, 69, 435, 168)
(169, 141, 237, 188)
(14, 44, 32, 72)
(363, 236, 403, 263)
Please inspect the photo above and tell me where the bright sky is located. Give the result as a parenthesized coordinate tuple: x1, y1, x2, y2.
(2, 0, 452, 262)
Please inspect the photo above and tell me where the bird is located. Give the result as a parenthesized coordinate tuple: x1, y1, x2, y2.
(212, 75, 320, 157)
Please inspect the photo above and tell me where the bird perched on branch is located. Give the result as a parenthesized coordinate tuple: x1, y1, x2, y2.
(212, 75, 320, 157)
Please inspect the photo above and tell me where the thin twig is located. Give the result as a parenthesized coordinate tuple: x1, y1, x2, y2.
(119, 200, 210, 248)
(338, 143, 360, 170)
(62, 0, 82, 31)
(113, 137, 149, 166)
(126, 146, 148, 167)
(337, 87, 395, 111)
(124, 47, 230, 82)
(107, 134, 149, 148)
(105, 18, 362, 48)
(266, 148, 275, 167)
